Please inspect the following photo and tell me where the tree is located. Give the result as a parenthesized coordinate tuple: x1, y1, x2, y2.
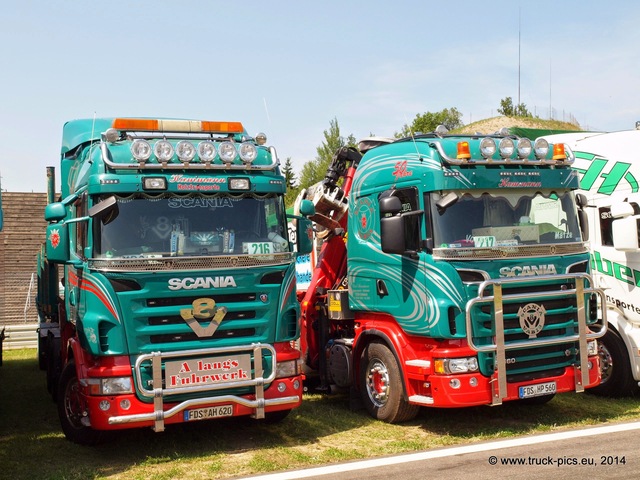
(282, 157, 297, 190)
(497, 96, 533, 118)
(396, 107, 463, 138)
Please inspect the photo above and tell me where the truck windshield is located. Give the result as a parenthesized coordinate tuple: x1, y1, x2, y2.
(429, 190, 582, 249)
(93, 193, 290, 258)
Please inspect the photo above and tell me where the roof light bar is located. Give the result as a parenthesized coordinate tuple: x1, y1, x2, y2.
(111, 118, 244, 134)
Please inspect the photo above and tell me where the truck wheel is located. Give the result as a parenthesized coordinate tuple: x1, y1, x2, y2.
(359, 342, 420, 423)
(57, 361, 104, 445)
(588, 328, 637, 397)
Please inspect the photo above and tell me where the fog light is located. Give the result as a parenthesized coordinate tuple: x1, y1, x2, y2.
(277, 382, 286, 393)
(293, 380, 300, 390)
(120, 399, 131, 410)
(99, 400, 111, 411)
(469, 377, 478, 387)
(449, 379, 461, 389)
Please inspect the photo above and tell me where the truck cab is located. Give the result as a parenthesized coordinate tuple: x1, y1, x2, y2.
(38, 118, 312, 444)
(544, 129, 640, 397)
(300, 129, 606, 422)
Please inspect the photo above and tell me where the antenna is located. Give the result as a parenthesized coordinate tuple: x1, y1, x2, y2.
(403, 114, 421, 160)
(518, 7, 521, 106)
(263, 98, 271, 124)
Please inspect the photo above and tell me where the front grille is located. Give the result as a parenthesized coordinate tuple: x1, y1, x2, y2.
(466, 273, 598, 382)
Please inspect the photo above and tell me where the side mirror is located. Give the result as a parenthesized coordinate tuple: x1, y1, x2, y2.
(379, 196, 402, 215)
(298, 199, 315, 217)
(380, 215, 406, 254)
(612, 214, 640, 251)
(44, 203, 67, 222)
(295, 217, 314, 255)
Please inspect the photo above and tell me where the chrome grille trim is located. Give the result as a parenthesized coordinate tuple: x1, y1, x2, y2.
(434, 242, 588, 260)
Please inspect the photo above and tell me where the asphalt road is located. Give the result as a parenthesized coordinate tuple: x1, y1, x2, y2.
(246, 420, 640, 480)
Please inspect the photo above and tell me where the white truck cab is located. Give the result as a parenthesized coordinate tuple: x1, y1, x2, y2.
(545, 129, 640, 396)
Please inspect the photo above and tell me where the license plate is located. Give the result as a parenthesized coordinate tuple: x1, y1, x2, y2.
(184, 405, 233, 422)
(519, 381, 557, 399)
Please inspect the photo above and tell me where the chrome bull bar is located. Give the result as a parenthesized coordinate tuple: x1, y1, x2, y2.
(465, 273, 607, 406)
(108, 343, 299, 432)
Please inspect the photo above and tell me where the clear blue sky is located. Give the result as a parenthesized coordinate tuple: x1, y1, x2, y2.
(1, 0, 638, 192)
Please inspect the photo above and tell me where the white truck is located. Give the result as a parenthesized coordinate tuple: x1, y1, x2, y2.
(545, 128, 640, 396)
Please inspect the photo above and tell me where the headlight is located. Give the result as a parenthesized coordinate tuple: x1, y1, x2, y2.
(434, 357, 479, 374)
(229, 178, 251, 190)
(517, 138, 533, 158)
(239, 142, 258, 164)
(87, 377, 133, 395)
(131, 139, 152, 161)
(218, 141, 237, 164)
(534, 138, 549, 159)
(498, 138, 515, 158)
(480, 137, 496, 158)
(275, 360, 300, 378)
(154, 140, 174, 162)
(198, 141, 217, 162)
(176, 141, 196, 162)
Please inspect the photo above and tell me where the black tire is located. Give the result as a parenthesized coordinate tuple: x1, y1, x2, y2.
(57, 361, 104, 445)
(359, 341, 419, 423)
(588, 328, 637, 397)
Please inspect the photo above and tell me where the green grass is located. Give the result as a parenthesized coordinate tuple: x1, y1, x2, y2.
(1, 349, 640, 479)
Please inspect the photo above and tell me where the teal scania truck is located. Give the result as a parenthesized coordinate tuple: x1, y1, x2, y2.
(37, 117, 312, 444)
(298, 128, 607, 422)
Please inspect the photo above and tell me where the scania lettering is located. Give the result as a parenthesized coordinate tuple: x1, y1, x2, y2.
(499, 264, 558, 277)
(296, 128, 605, 423)
(544, 128, 640, 396)
(36, 117, 312, 444)
(168, 276, 237, 290)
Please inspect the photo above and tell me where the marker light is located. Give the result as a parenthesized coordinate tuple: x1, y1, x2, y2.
(218, 141, 237, 164)
(255, 133, 267, 145)
(112, 118, 245, 134)
(239, 142, 258, 164)
(457, 141, 471, 159)
(198, 141, 217, 162)
(534, 138, 550, 159)
(552, 142, 566, 160)
(176, 141, 196, 162)
(498, 138, 515, 158)
(104, 128, 120, 143)
(131, 139, 152, 161)
(154, 140, 174, 162)
(479, 137, 497, 158)
(517, 138, 533, 158)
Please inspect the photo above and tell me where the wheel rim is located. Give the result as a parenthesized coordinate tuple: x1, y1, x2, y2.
(63, 376, 86, 429)
(598, 342, 614, 385)
(366, 359, 390, 407)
